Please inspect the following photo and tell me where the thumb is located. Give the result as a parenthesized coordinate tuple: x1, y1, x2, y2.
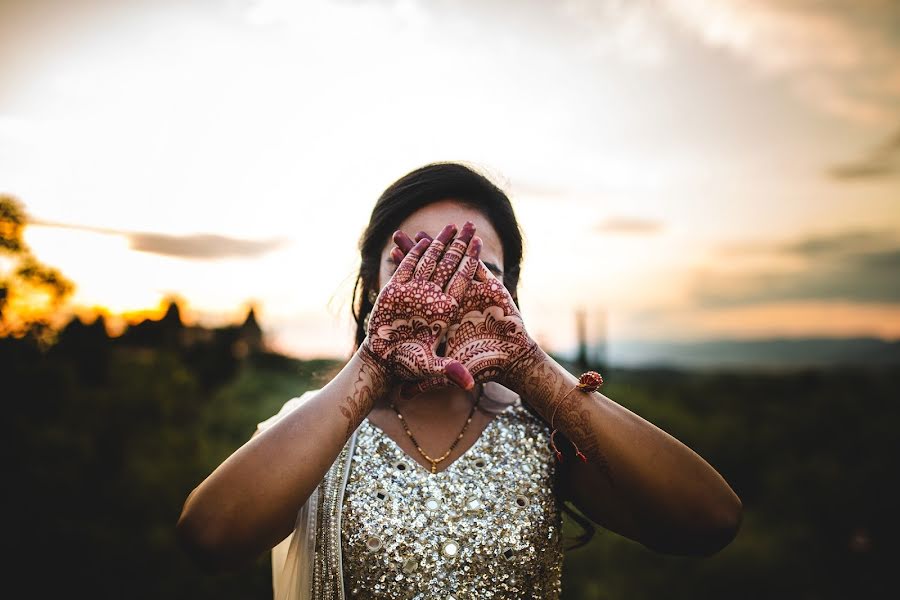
(441, 358, 475, 391)
(398, 359, 475, 397)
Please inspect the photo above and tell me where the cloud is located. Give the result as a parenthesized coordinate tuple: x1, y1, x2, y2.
(719, 228, 896, 257)
(594, 216, 665, 234)
(778, 228, 896, 258)
(514, 0, 900, 124)
(689, 227, 900, 306)
(661, 0, 900, 124)
(827, 128, 900, 180)
(856, 248, 900, 270)
(126, 232, 285, 259)
(28, 218, 285, 260)
(559, 0, 671, 67)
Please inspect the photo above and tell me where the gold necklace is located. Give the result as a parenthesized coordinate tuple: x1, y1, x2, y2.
(390, 388, 482, 474)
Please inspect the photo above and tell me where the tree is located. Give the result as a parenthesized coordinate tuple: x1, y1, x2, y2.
(0, 194, 74, 346)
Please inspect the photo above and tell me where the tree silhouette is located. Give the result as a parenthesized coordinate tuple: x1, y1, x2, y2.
(0, 194, 74, 346)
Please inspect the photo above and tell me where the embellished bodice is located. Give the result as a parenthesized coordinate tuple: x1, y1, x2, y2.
(340, 401, 564, 599)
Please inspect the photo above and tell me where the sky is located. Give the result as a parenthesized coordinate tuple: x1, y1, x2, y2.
(1, 0, 898, 359)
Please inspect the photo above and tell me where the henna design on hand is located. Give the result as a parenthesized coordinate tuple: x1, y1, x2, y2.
(392, 230, 536, 389)
(360, 222, 481, 393)
(430, 235, 471, 290)
(441, 259, 535, 387)
(392, 229, 613, 484)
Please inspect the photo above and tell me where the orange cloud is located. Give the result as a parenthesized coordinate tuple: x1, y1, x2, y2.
(690, 227, 900, 307)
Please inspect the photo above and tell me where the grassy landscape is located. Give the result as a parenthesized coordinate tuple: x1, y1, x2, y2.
(6, 334, 895, 599)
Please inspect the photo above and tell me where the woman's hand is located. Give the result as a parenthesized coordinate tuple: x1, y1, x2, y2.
(392, 230, 538, 394)
(360, 222, 483, 392)
(446, 260, 537, 387)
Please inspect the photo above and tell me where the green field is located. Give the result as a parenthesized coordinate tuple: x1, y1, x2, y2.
(6, 338, 895, 598)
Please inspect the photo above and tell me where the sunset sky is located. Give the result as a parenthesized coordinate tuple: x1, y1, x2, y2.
(1, 0, 898, 360)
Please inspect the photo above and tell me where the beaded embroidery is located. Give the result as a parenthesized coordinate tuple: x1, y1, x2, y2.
(341, 402, 564, 599)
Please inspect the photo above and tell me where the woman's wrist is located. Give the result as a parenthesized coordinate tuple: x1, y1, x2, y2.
(335, 339, 390, 438)
(502, 343, 584, 420)
(501, 339, 545, 397)
(357, 336, 389, 381)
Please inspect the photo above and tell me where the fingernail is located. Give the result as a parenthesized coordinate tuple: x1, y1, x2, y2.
(445, 360, 474, 391)
(457, 222, 475, 243)
(436, 224, 457, 244)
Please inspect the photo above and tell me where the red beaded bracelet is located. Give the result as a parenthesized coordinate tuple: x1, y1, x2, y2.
(549, 371, 604, 463)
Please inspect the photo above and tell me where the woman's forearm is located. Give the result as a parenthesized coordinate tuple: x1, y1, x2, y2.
(505, 345, 742, 554)
(176, 348, 387, 571)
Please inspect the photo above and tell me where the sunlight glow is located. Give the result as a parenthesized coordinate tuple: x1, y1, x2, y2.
(2, 0, 898, 359)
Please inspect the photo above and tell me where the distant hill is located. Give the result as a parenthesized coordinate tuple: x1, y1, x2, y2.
(587, 337, 900, 371)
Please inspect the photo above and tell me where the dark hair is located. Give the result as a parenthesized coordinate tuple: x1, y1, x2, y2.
(351, 161, 595, 550)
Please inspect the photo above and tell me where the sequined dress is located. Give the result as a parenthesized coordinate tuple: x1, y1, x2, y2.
(340, 400, 564, 599)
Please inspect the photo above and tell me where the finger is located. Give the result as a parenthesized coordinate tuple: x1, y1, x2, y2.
(446, 236, 482, 302)
(390, 246, 404, 264)
(444, 359, 475, 391)
(392, 230, 417, 254)
(413, 224, 456, 281)
(430, 221, 475, 289)
(394, 231, 432, 261)
(399, 359, 474, 395)
(393, 238, 430, 283)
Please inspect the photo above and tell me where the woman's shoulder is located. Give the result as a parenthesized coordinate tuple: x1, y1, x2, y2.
(255, 388, 322, 433)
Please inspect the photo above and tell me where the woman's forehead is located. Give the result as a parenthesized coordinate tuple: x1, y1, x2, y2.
(391, 200, 505, 266)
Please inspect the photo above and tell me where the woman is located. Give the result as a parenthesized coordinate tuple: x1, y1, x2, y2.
(177, 162, 743, 599)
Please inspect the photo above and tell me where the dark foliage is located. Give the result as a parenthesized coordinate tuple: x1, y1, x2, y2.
(5, 329, 897, 598)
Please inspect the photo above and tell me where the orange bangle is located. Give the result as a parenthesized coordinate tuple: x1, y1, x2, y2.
(549, 371, 604, 463)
